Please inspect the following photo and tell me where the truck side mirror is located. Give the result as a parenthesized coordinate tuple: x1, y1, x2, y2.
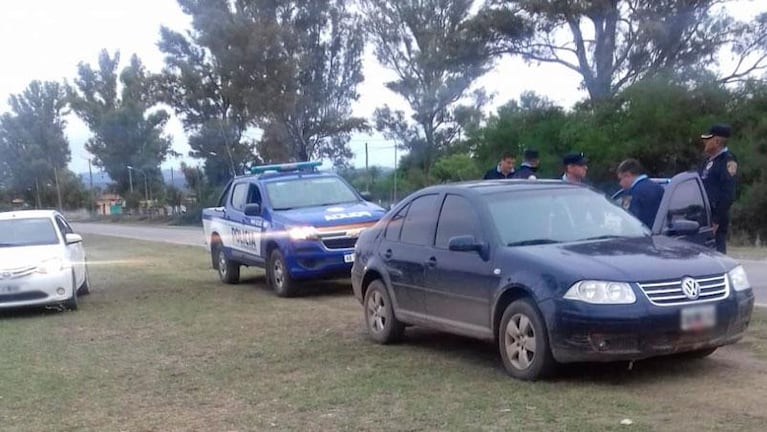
(244, 203, 261, 217)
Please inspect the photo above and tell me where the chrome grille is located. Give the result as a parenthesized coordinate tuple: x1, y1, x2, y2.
(0, 266, 36, 280)
(637, 274, 729, 306)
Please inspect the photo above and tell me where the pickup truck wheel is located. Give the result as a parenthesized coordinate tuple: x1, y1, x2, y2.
(498, 299, 556, 381)
(268, 249, 297, 297)
(363, 280, 404, 344)
(216, 246, 240, 284)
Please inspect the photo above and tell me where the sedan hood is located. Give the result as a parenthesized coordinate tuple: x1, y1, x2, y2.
(0, 245, 62, 270)
(510, 236, 737, 283)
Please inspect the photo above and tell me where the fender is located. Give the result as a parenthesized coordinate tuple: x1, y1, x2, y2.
(490, 268, 560, 336)
(360, 254, 401, 313)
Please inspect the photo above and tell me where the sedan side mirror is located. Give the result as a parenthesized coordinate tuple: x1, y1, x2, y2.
(665, 219, 700, 236)
(448, 235, 486, 252)
(244, 203, 262, 217)
(65, 233, 83, 245)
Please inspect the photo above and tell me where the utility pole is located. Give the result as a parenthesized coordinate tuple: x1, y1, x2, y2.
(365, 142, 370, 193)
(393, 145, 398, 203)
(128, 167, 134, 193)
(88, 158, 94, 215)
(35, 177, 41, 209)
(53, 167, 63, 211)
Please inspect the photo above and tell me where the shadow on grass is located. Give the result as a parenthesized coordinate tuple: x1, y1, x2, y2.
(388, 326, 736, 385)
(238, 274, 353, 298)
(0, 304, 72, 320)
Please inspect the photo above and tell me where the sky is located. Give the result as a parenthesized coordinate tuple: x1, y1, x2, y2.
(0, 0, 763, 175)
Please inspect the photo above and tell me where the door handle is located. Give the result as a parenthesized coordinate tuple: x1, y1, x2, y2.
(383, 249, 393, 260)
(425, 256, 437, 268)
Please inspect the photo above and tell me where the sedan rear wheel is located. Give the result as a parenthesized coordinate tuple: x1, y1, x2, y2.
(363, 280, 404, 344)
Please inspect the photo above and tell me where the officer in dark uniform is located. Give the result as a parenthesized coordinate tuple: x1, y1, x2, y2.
(616, 158, 664, 228)
(561, 152, 588, 184)
(483, 151, 516, 179)
(512, 149, 540, 179)
(698, 124, 737, 254)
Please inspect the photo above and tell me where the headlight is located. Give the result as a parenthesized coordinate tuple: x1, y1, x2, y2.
(728, 265, 751, 291)
(287, 226, 318, 241)
(36, 257, 65, 274)
(564, 281, 636, 304)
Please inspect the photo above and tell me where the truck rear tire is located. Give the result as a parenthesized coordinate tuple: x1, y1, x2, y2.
(216, 245, 240, 284)
(268, 249, 298, 297)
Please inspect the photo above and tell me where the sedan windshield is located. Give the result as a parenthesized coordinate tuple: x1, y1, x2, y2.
(266, 176, 360, 210)
(484, 188, 650, 246)
(0, 218, 60, 247)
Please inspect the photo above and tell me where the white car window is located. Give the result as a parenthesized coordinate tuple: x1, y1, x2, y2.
(0, 218, 60, 247)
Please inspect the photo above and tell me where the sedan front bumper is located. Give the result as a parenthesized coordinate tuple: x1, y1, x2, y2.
(0, 269, 75, 309)
(542, 290, 755, 363)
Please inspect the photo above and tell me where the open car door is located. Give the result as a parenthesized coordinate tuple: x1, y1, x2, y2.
(651, 171, 716, 249)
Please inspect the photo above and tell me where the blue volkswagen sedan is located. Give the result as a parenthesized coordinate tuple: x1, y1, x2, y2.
(350, 180, 754, 380)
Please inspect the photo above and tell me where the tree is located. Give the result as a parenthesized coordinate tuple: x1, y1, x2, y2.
(361, 0, 518, 176)
(169, 0, 366, 166)
(158, 20, 256, 185)
(0, 80, 83, 208)
(482, 0, 767, 102)
(70, 50, 173, 198)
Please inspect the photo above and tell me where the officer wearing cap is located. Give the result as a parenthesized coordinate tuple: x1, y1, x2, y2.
(616, 158, 664, 228)
(513, 149, 540, 179)
(562, 152, 588, 184)
(699, 124, 737, 253)
(483, 151, 516, 179)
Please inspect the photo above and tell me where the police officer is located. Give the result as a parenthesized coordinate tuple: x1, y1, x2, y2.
(561, 152, 588, 184)
(513, 149, 540, 179)
(483, 151, 516, 179)
(699, 124, 737, 254)
(616, 158, 664, 228)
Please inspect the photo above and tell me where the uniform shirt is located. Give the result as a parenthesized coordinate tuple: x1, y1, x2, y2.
(483, 165, 514, 179)
(699, 148, 737, 227)
(512, 163, 537, 179)
(623, 175, 664, 228)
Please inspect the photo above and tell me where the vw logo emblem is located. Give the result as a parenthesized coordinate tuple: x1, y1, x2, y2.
(681, 277, 700, 300)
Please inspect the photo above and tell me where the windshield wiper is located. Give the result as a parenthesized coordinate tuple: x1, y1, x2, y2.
(578, 235, 628, 241)
(507, 239, 561, 247)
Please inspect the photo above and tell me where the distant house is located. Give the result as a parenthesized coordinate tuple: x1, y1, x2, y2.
(96, 193, 123, 215)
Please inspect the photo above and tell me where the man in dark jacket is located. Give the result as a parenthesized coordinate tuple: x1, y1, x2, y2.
(699, 124, 737, 254)
(616, 159, 664, 228)
(512, 149, 540, 179)
(483, 151, 515, 179)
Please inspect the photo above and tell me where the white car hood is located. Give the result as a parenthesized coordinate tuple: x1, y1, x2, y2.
(0, 245, 62, 270)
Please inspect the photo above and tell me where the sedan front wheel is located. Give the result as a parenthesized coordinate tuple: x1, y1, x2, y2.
(498, 298, 556, 380)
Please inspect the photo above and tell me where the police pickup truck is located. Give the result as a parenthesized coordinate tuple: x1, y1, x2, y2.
(202, 161, 386, 297)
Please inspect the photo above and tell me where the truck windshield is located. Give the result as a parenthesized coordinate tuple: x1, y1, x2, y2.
(484, 188, 650, 246)
(266, 177, 360, 210)
(0, 218, 60, 247)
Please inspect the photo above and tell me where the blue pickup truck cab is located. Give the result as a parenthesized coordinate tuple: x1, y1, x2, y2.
(202, 161, 386, 297)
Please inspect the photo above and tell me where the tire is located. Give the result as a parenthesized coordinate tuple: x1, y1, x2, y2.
(267, 249, 298, 297)
(64, 270, 78, 311)
(498, 298, 556, 380)
(216, 245, 240, 284)
(363, 280, 405, 344)
(77, 266, 91, 296)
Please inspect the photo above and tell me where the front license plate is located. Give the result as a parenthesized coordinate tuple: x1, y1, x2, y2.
(681, 305, 716, 332)
(344, 253, 355, 263)
(0, 285, 20, 294)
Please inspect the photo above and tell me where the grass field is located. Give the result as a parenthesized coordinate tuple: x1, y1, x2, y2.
(1, 235, 767, 432)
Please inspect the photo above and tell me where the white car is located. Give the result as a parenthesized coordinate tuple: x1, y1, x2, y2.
(0, 210, 90, 310)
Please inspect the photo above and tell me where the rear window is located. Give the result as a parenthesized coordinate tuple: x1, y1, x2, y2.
(0, 218, 60, 247)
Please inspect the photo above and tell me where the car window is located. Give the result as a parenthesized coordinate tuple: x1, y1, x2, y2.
(666, 179, 709, 227)
(248, 184, 262, 205)
(217, 182, 232, 207)
(399, 194, 439, 246)
(485, 189, 649, 246)
(231, 182, 249, 211)
(55, 216, 73, 236)
(0, 218, 60, 247)
(435, 194, 482, 249)
(265, 176, 359, 210)
(385, 204, 409, 241)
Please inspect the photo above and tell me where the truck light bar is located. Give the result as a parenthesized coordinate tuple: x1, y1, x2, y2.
(250, 161, 322, 174)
